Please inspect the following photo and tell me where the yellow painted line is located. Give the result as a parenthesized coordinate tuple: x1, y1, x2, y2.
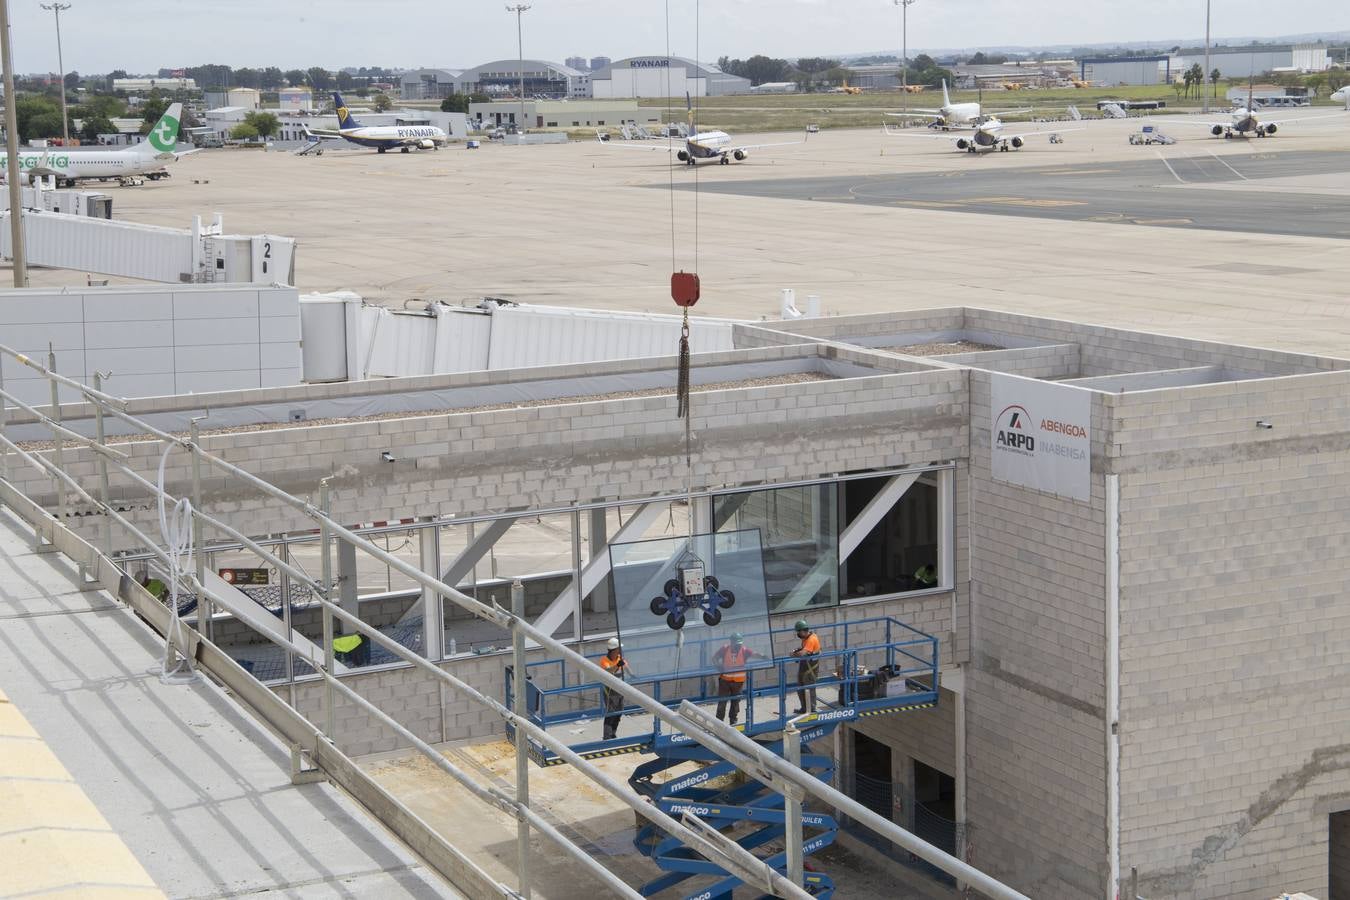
(965, 197, 1087, 208)
(892, 200, 960, 208)
(0, 698, 165, 898)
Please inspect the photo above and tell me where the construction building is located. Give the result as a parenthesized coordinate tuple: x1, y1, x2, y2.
(7, 299, 1350, 899)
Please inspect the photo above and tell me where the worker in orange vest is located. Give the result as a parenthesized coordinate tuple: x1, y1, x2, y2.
(791, 620, 821, 715)
(599, 638, 629, 740)
(713, 632, 760, 726)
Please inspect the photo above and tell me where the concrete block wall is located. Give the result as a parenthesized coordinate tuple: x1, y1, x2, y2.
(965, 368, 1110, 899)
(13, 367, 969, 559)
(1110, 370, 1350, 899)
(938, 343, 1080, 380)
(965, 309, 1341, 379)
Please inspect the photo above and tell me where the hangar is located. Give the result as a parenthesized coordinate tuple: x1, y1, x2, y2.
(455, 59, 589, 99)
(589, 56, 751, 98)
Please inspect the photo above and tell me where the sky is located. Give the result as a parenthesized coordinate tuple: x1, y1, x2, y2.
(7, 0, 1345, 75)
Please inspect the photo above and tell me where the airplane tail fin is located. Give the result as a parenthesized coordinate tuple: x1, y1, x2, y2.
(942, 79, 951, 108)
(141, 102, 183, 155)
(333, 92, 363, 129)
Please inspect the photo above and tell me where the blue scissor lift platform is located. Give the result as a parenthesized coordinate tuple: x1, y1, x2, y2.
(506, 616, 940, 899)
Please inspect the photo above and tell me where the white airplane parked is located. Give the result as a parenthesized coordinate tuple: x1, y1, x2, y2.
(1333, 86, 1350, 104)
(884, 116, 1080, 154)
(1168, 86, 1344, 139)
(305, 92, 448, 153)
(599, 125, 800, 165)
(886, 80, 1030, 130)
(0, 103, 194, 187)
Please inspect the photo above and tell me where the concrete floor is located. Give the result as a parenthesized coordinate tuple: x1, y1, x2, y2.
(0, 506, 459, 899)
(365, 739, 958, 900)
(12, 113, 1350, 357)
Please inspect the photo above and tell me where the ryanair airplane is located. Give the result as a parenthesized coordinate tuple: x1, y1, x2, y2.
(305, 92, 449, 153)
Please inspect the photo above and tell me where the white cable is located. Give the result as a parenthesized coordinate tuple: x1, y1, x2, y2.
(157, 441, 196, 682)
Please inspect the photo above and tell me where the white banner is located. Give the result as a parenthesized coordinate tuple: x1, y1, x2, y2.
(990, 374, 1091, 502)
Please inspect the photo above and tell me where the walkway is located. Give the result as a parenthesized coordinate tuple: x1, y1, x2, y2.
(0, 505, 459, 899)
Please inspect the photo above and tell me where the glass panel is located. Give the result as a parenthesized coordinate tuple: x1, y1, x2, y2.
(841, 477, 940, 599)
(607, 529, 773, 679)
(715, 483, 839, 612)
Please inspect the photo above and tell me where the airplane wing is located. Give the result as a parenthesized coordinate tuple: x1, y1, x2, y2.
(1260, 112, 1346, 127)
(882, 123, 957, 140)
(885, 108, 945, 117)
(303, 126, 346, 140)
(998, 126, 1084, 141)
(723, 139, 802, 153)
(1160, 118, 1242, 130)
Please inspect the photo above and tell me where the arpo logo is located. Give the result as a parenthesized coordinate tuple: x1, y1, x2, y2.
(995, 404, 1035, 454)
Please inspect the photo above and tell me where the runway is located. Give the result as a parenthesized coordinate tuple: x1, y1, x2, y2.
(675, 149, 1350, 239)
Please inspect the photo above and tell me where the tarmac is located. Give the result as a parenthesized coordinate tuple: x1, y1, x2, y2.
(13, 111, 1350, 357)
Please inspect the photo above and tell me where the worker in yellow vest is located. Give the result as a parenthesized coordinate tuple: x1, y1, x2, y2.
(333, 625, 370, 667)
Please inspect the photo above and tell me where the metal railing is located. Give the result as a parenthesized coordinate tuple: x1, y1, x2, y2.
(516, 617, 938, 754)
(0, 343, 1030, 900)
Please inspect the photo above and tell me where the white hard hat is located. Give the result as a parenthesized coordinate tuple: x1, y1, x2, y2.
(607, 637, 620, 650)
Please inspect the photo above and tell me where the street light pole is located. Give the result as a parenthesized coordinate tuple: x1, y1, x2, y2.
(40, 2, 71, 145)
(1202, 0, 1211, 113)
(506, 4, 531, 132)
(1, 0, 28, 286)
(895, 0, 916, 114)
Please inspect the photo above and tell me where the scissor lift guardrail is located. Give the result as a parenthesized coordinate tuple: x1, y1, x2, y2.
(507, 617, 939, 767)
(505, 617, 938, 898)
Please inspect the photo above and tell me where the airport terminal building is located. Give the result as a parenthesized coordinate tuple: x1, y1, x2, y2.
(9, 298, 1350, 899)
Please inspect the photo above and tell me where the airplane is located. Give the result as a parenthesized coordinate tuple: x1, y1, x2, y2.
(884, 116, 1081, 153)
(599, 93, 800, 166)
(1166, 84, 1344, 139)
(305, 92, 449, 153)
(1329, 86, 1348, 104)
(885, 79, 1030, 130)
(0, 103, 195, 187)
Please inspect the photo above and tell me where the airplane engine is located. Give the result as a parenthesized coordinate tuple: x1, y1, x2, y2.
(1211, 125, 1225, 136)
(1263, 124, 1277, 135)
(676, 150, 690, 162)
(733, 149, 747, 161)
(955, 138, 970, 150)
(1010, 137, 1024, 149)
(419, 139, 436, 149)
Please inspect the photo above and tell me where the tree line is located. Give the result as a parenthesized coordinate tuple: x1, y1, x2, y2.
(716, 53, 952, 89)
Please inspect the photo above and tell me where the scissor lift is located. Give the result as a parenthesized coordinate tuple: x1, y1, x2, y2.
(505, 616, 940, 898)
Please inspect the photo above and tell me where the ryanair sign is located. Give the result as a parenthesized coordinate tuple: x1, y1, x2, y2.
(630, 59, 672, 68)
(991, 373, 1091, 502)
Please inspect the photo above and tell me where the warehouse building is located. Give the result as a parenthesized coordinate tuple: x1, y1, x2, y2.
(399, 68, 463, 100)
(1173, 43, 1330, 78)
(17, 303, 1350, 899)
(1080, 55, 1172, 86)
(467, 98, 650, 129)
(589, 56, 750, 98)
(455, 59, 588, 99)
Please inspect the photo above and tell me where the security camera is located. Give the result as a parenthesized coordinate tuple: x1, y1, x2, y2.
(1255, 420, 1273, 430)
(380, 451, 397, 462)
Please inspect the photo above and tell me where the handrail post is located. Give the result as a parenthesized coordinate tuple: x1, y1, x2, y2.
(784, 720, 805, 889)
(279, 536, 296, 708)
(92, 373, 113, 559)
(190, 418, 211, 640)
(320, 478, 335, 738)
(0, 361, 8, 483)
(47, 348, 65, 521)
(512, 579, 532, 898)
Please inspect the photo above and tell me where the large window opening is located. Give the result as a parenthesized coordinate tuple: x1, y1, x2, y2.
(841, 476, 939, 600)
